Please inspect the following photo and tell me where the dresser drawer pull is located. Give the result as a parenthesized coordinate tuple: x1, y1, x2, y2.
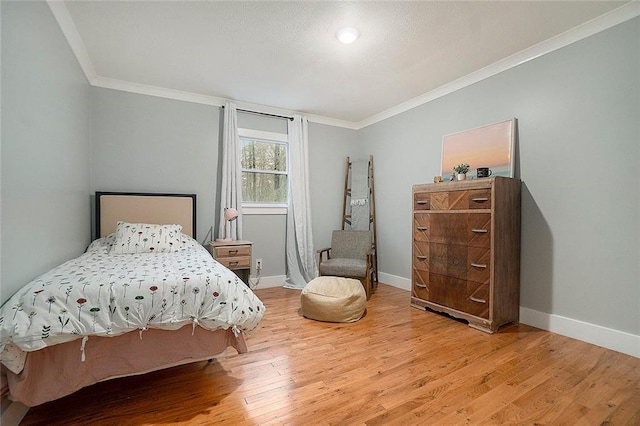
(229, 249, 238, 254)
(415, 283, 428, 289)
(416, 200, 428, 205)
(416, 255, 427, 260)
(472, 229, 488, 233)
(416, 226, 428, 231)
(472, 197, 489, 202)
(469, 296, 487, 304)
(229, 261, 238, 266)
(471, 263, 487, 269)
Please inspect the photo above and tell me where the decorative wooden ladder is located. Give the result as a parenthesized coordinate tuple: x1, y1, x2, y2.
(342, 155, 378, 285)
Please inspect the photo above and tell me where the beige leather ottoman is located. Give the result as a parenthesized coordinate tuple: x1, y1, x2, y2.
(301, 276, 366, 323)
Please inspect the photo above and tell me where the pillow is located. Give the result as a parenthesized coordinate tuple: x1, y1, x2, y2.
(110, 222, 183, 254)
(178, 233, 200, 251)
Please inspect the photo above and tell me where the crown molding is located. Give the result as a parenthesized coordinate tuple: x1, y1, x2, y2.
(47, 0, 96, 83)
(48, 1, 639, 131)
(356, 1, 640, 130)
(92, 76, 226, 106)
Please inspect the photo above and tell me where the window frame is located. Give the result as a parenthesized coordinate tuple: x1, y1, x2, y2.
(238, 128, 289, 215)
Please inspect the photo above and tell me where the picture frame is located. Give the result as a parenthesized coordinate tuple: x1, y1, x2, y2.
(441, 118, 517, 179)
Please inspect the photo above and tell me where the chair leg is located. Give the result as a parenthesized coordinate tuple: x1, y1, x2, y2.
(360, 277, 371, 300)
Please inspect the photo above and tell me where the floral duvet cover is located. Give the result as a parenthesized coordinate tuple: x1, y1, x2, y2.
(0, 234, 265, 373)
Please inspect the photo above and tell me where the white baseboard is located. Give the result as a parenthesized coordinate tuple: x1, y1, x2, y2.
(377, 272, 411, 291)
(519, 307, 639, 358)
(249, 274, 286, 289)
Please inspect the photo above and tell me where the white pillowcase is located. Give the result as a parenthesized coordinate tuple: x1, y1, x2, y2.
(110, 222, 183, 254)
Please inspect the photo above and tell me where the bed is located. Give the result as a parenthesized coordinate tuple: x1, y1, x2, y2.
(0, 192, 265, 406)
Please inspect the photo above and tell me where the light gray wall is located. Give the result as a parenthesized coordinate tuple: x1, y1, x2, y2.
(90, 95, 358, 280)
(1, 2, 91, 304)
(90, 88, 219, 243)
(308, 123, 359, 252)
(358, 18, 639, 334)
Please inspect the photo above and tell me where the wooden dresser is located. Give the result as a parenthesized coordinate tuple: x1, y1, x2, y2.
(411, 176, 521, 333)
(207, 240, 252, 286)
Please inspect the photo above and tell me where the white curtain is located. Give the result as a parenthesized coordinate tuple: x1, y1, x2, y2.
(284, 114, 317, 288)
(218, 102, 243, 240)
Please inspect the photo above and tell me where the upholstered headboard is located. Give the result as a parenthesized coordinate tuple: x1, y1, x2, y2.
(95, 192, 197, 239)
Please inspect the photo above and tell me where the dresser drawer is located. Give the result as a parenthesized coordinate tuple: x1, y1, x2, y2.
(413, 214, 430, 241)
(413, 192, 430, 210)
(457, 281, 490, 319)
(412, 279, 429, 301)
(428, 274, 490, 319)
(430, 189, 492, 210)
(468, 189, 491, 209)
(429, 213, 491, 247)
(467, 246, 491, 284)
(413, 240, 430, 269)
(426, 243, 491, 283)
(214, 245, 251, 258)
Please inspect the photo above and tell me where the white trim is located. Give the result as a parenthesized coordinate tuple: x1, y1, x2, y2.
(92, 76, 225, 106)
(304, 113, 360, 130)
(49, 1, 639, 130)
(378, 272, 411, 291)
(47, 0, 96, 83)
(242, 206, 287, 215)
(250, 274, 287, 289)
(356, 2, 640, 129)
(520, 307, 639, 358)
(238, 128, 287, 143)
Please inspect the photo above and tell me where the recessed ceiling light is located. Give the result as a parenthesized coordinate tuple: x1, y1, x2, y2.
(336, 27, 359, 44)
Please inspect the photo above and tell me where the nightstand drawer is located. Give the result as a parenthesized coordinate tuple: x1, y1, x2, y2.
(217, 256, 251, 269)
(215, 245, 251, 258)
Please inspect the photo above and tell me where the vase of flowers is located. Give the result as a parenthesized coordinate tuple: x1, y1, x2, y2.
(453, 163, 470, 181)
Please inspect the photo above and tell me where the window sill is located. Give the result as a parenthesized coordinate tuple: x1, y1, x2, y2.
(242, 206, 288, 215)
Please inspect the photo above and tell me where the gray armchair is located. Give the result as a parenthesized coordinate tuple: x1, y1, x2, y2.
(317, 230, 375, 299)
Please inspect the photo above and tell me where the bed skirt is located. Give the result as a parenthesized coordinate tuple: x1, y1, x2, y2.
(5, 325, 247, 407)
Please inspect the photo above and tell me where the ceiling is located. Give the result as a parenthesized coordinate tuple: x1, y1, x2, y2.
(57, 1, 632, 127)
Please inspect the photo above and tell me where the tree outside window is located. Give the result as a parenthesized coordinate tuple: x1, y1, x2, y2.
(241, 137, 288, 205)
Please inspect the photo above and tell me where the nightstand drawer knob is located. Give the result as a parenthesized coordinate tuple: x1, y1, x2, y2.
(472, 228, 488, 233)
(471, 263, 487, 269)
(469, 296, 487, 304)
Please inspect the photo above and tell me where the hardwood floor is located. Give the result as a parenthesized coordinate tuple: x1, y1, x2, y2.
(21, 284, 640, 425)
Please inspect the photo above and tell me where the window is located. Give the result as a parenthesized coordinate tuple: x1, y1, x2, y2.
(239, 129, 288, 214)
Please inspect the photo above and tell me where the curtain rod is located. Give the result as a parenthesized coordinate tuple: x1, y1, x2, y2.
(222, 105, 293, 121)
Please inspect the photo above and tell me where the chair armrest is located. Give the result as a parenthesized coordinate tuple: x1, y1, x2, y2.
(317, 247, 331, 265)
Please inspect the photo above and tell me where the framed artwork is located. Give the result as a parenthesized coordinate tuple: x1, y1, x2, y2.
(441, 118, 517, 179)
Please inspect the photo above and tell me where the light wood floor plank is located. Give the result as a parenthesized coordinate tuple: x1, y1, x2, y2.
(19, 284, 640, 425)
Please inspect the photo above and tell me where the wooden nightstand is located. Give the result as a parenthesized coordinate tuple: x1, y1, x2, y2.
(207, 240, 252, 285)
